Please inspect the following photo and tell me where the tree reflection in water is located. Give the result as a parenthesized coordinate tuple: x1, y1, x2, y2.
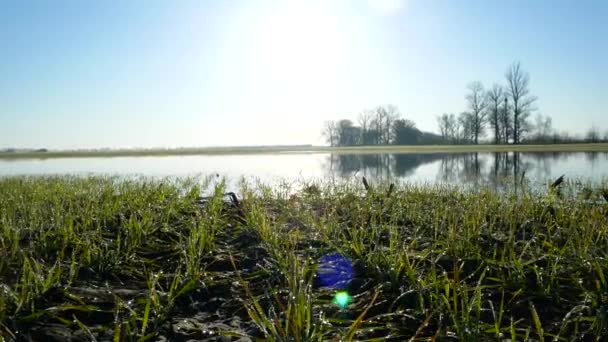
(323, 152, 608, 189)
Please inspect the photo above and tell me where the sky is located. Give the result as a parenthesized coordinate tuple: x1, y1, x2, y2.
(1, 0, 607, 149)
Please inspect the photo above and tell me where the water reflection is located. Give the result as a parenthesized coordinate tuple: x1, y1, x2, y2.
(1, 152, 607, 189)
(325, 152, 608, 189)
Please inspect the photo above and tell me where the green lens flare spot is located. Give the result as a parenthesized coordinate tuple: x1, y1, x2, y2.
(333, 291, 352, 309)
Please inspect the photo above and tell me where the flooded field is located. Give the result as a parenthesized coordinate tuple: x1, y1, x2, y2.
(2, 152, 607, 189)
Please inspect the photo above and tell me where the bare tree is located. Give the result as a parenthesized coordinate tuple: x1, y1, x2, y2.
(373, 107, 386, 145)
(372, 105, 400, 145)
(357, 110, 374, 145)
(500, 98, 511, 144)
(486, 84, 504, 144)
(446, 113, 457, 143)
(383, 105, 400, 145)
(506, 62, 537, 144)
(437, 114, 450, 141)
(604, 130, 608, 142)
(322, 120, 338, 146)
(437, 113, 458, 143)
(533, 114, 553, 142)
(466, 82, 488, 144)
(458, 112, 474, 144)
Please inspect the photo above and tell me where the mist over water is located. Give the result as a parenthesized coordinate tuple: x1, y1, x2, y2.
(1, 152, 607, 190)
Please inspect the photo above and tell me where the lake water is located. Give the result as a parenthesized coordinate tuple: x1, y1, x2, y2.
(1, 152, 607, 190)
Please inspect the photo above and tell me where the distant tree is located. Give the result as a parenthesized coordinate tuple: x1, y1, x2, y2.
(437, 113, 459, 144)
(322, 121, 338, 146)
(437, 114, 450, 141)
(372, 107, 385, 145)
(446, 113, 458, 143)
(392, 119, 420, 145)
(543, 116, 552, 137)
(486, 84, 504, 144)
(500, 98, 512, 144)
(384, 105, 401, 144)
(346, 126, 362, 146)
(604, 130, 608, 143)
(542, 115, 553, 141)
(371, 105, 401, 145)
(532, 114, 553, 143)
(586, 126, 600, 143)
(466, 82, 488, 144)
(555, 131, 574, 144)
(506, 62, 537, 144)
(357, 110, 374, 145)
(336, 119, 361, 146)
(458, 112, 475, 144)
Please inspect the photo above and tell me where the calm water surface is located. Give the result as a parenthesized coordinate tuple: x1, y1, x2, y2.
(1, 152, 607, 190)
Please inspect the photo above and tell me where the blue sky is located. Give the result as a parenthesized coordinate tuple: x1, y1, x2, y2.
(1, 0, 607, 149)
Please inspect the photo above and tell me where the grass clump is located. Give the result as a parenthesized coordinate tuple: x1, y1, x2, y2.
(0, 175, 607, 341)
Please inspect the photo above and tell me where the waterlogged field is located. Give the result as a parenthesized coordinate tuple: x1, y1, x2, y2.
(1, 176, 608, 341)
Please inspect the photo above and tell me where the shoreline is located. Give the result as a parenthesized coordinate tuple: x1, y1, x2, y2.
(2, 143, 608, 159)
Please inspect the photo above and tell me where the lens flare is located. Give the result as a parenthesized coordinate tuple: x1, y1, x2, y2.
(333, 291, 352, 309)
(316, 253, 354, 289)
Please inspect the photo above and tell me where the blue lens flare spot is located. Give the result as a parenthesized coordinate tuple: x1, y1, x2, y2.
(333, 291, 352, 309)
(317, 253, 354, 289)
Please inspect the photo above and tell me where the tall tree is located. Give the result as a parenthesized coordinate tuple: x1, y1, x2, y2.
(506, 62, 537, 144)
(372, 107, 386, 145)
(500, 98, 511, 144)
(447, 113, 457, 143)
(372, 105, 400, 145)
(437, 114, 450, 141)
(357, 110, 374, 145)
(437, 113, 458, 143)
(383, 105, 400, 145)
(486, 84, 504, 144)
(533, 114, 552, 142)
(458, 112, 474, 144)
(466, 82, 488, 144)
(322, 121, 338, 146)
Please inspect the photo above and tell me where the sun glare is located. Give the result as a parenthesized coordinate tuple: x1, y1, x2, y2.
(367, 0, 407, 15)
(249, 1, 348, 100)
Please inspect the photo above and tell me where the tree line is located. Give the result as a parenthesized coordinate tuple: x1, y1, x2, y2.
(322, 105, 443, 147)
(436, 62, 607, 144)
(322, 62, 607, 146)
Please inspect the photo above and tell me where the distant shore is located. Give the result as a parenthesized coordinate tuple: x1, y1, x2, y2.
(2, 143, 608, 159)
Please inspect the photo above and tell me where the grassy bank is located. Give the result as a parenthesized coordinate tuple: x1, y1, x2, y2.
(1, 176, 608, 340)
(2, 143, 608, 159)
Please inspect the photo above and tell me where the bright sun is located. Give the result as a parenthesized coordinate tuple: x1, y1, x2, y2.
(248, 1, 348, 100)
(367, 0, 407, 15)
